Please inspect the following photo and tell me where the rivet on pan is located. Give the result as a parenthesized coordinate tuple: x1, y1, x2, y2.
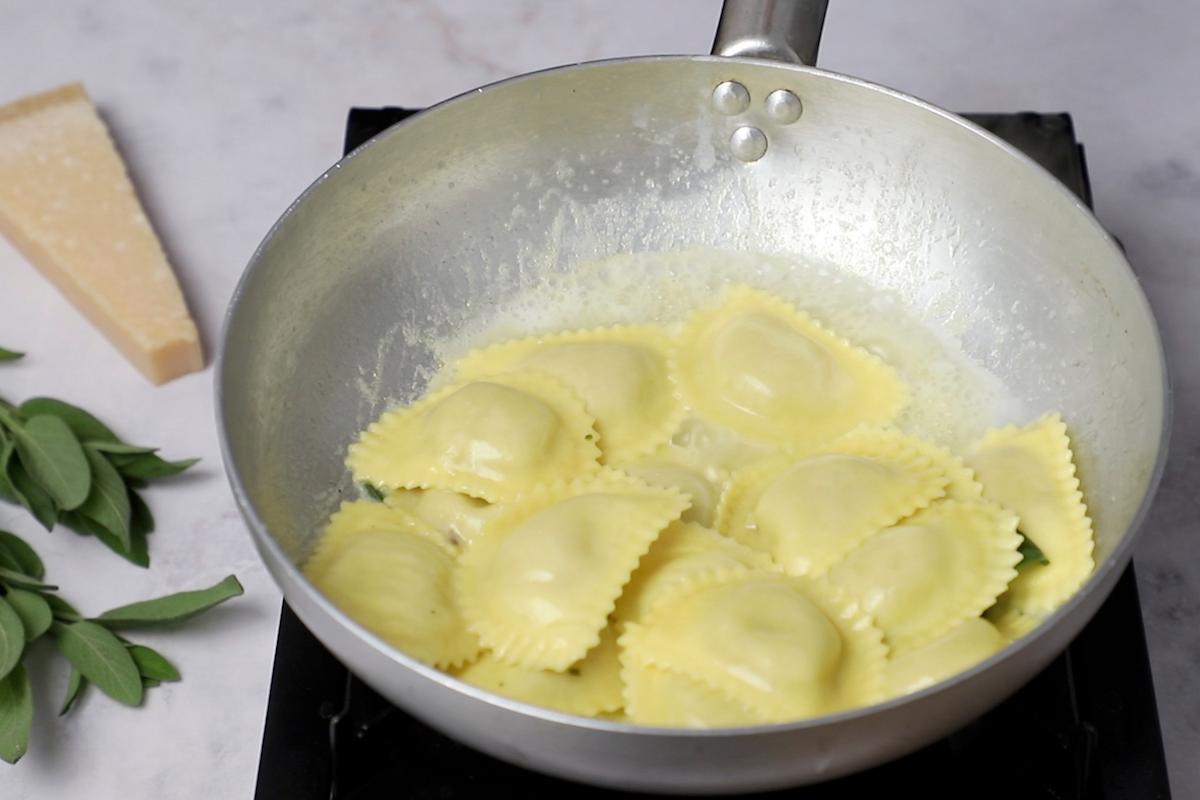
(730, 126, 767, 162)
(765, 89, 803, 124)
(712, 81, 750, 115)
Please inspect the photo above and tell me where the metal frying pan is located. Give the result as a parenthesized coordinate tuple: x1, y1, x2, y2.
(217, 0, 1169, 792)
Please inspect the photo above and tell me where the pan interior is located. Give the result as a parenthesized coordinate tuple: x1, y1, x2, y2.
(220, 57, 1165, 581)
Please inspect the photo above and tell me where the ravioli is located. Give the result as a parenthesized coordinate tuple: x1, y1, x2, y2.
(613, 521, 774, 624)
(983, 595, 1041, 640)
(456, 325, 682, 462)
(621, 657, 763, 727)
(675, 286, 908, 448)
(304, 499, 455, 580)
(617, 459, 721, 526)
(347, 372, 601, 502)
(621, 573, 885, 721)
(457, 472, 688, 670)
(308, 528, 479, 668)
(841, 427, 983, 501)
(966, 414, 1094, 635)
(385, 488, 501, 549)
(326, 282, 1096, 726)
(885, 617, 1006, 698)
(824, 500, 1022, 652)
(717, 431, 948, 576)
(648, 416, 779, 485)
(455, 625, 624, 716)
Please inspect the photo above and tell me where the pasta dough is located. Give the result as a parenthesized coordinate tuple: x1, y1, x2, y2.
(884, 617, 1005, 698)
(456, 325, 681, 462)
(967, 414, 1094, 637)
(457, 472, 688, 670)
(676, 286, 908, 448)
(717, 431, 948, 576)
(842, 427, 983, 501)
(621, 658, 764, 727)
(456, 625, 624, 716)
(384, 488, 500, 549)
(621, 573, 885, 721)
(617, 459, 721, 526)
(824, 501, 1022, 652)
(307, 527, 479, 668)
(347, 371, 601, 502)
(647, 416, 778, 485)
(304, 499, 456, 579)
(613, 521, 774, 624)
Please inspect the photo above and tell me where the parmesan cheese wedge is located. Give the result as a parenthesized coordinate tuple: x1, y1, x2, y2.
(0, 83, 202, 384)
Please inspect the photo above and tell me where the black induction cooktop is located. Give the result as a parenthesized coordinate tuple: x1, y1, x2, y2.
(252, 107, 1171, 800)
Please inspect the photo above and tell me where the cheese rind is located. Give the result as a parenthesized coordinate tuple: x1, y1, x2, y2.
(0, 83, 202, 384)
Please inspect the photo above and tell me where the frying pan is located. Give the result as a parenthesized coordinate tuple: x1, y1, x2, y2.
(217, 0, 1169, 792)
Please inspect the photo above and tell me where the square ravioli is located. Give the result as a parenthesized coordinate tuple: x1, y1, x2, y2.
(621, 572, 885, 722)
(884, 617, 1005, 698)
(306, 525, 479, 669)
(824, 500, 1022, 653)
(456, 471, 688, 670)
(347, 371, 601, 502)
(967, 414, 1094, 636)
(675, 286, 908, 449)
(717, 429, 950, 576)
(613, 520, 774, 624)
(455, 324, 682, 463)
(455, 624, 624, 716)
(621, 658, 763, 728)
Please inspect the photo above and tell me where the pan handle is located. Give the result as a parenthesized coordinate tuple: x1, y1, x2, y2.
(711, 0, 829, 66)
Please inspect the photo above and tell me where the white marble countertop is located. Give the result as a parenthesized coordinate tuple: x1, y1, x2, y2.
(2, 1, 1196, 797)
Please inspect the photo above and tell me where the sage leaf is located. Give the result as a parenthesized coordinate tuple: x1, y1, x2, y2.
(123, 490, 154, 567)
(130, 489, 154, 538)
(0, 531, 44, 580)
(61, 511, 149, 568)
(0, 347, 23, 363)
(361, 481, 385, 502)
(10, 415, 91, 510)
(44, 593, 81, 622)
(56, 621, 143, 706)
(87, 442, 157, 456)
(96, 575, 244, 628)
(0, 434, 16, 505)
(8, 457, 59, 530)
(6, 590, 52, 641)
(17, 397, 117, 443)
(0, 548, 18, 573)
(109, 453, 199, 482)
(59, 666, 84, 716)
(0, 597, 24, 681)
(127, 644, 180, 682)
(78, 447, 131, 551)
(1016, 532, 1050, 571)
(0, 566, 56, 592)
(0, 664, 32, 764)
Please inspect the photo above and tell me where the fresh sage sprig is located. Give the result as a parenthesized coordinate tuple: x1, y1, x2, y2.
(0, 395, 197, 567)
(0, 528, 242, 764)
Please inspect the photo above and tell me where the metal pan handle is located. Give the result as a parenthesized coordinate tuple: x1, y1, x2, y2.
(711, 0, 829, 66)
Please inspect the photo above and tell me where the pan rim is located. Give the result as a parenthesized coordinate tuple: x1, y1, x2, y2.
(215, 53, 1172, 739)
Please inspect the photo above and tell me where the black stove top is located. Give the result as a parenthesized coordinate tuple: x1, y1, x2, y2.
(253, 107, 1170, 800)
